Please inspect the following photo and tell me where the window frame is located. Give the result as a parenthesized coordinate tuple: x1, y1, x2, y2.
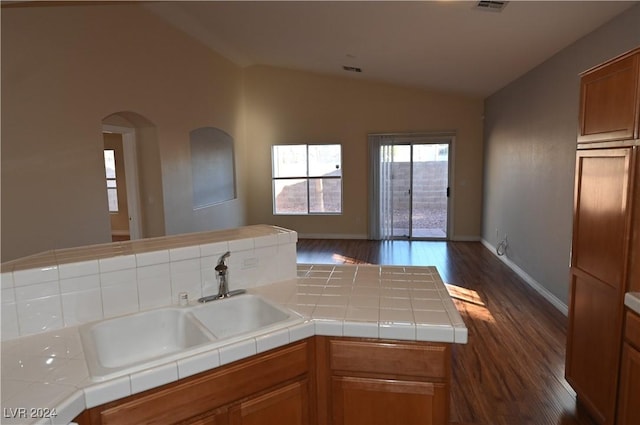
(271, 143, 343, 215)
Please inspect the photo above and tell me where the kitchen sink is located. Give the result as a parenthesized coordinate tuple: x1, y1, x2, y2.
(191, 294, 292, 339)
(80, 307, 215, 380)
(79, 294, 300, 381)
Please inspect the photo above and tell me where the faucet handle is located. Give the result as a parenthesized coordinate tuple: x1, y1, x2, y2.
(215, 263, 228, 273)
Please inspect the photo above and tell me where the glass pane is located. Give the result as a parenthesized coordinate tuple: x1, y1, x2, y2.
(273, 179, 308, 214)
(107, 188, 119, 212)
(107, 179, 117, 188)
(272, 145, 307, 178)
(309, 178, 341, 213)
(308, 144, 341, 177)
(104, 150, 116, 179)
(411, 143, 448, 239)
(389, 145, 411, 238)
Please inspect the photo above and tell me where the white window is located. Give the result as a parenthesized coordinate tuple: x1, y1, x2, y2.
(104, 149, 119, 212)
(271, 144, 342, 215)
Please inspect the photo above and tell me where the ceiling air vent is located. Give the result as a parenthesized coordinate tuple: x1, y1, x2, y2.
(475, 1, 508, 12)
(343, 66, 362, 73)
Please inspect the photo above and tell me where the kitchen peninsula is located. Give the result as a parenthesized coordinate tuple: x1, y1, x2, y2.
(1, 225, 467, 425)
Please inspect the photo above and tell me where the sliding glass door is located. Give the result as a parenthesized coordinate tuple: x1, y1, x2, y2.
(369, 135, 451, 240)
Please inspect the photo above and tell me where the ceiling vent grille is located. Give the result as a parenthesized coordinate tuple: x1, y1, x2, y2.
(475, 1, 508, 12)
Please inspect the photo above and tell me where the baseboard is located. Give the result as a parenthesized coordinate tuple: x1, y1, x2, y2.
(298, 233, 367, 240)
(481, 239, 569, 316)
(449, 235, 482, 242)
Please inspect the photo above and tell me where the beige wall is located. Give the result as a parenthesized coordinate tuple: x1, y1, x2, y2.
(1, 3, 484, 262)
(244, 66, 484, 239)
(1, 4, 247, 261)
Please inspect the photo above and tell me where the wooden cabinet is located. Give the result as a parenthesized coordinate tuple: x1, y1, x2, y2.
(74, 336, 455, 425)
(578, 48, 640, 144)
(617, 311, 640, 425)
(566, 147, 638, 425)
(317, 337, 450, 425)
(79, 340, 314, 425)
(228, 380, 310, 425)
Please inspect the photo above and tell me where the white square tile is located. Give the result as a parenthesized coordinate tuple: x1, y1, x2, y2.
(169, 245, 200, 262)
(228, 238, 254, 251)
(47, 358, 90, 387)
(101, 283, 139, 318)
(83, 375, 131, 408)
(177, 350, 221, 379)
(379, 308, 414, 324)
(380, 297, 412, 309)
(288, 321, 315, 342)
(2, 287, 16, 304)
(219, 339, 257, 365)
(413, 310, 450, 326)
(416, 324, 454, 343)
(130, 363, 178, 394)
(61, 289, 103, 326)
(136, 250, 170, 267)
(60, 274, 100, 294)
(13, 266, 59, 287)
(316, 295, 349, 307)
(454, 326, 468, 343)
(379, 323, 415, 341)
(137, 265, 172, 310)
(199, 241, 229, 258)
(58, 260, 99, 279)
(345, 306, 379, 322)
(1, 302, 19, 340)
(99, 255, 136, 273)
(312, 305, 346, 320)
(314, 319, 343, 336)
(17, 295, 64, 336)
(254, 234, 279, 248)
(1, 271, 15, 289)
(348, 295, 379, 308)
(49, 389, 85, 425)
(100, 269, 136, 288)
(411, 298, 446, 311)
(256, 328, 290, 353)
(343, 321, 378, 338)
(15, 281, 60, 302)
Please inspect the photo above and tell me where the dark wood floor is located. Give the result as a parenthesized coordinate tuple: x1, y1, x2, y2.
(297, 239, 581, 425)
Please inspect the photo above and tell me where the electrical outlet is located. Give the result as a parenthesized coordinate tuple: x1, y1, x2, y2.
(242, 257, 259, 269)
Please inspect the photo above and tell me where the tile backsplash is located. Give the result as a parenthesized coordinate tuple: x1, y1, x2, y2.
(1, 225, 298, 341)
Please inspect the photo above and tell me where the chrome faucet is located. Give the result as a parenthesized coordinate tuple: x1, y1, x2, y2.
(198, 251, 245, 303)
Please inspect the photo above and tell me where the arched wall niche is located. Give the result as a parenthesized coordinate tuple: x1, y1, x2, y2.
(102, 111, 166, 239)
(190, 126, 237, 209)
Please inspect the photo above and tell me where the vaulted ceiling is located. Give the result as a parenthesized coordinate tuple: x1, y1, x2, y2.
(146, 1, 637, 97)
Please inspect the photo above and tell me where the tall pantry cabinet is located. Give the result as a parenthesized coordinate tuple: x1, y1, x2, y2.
(566, 47, 640, 425)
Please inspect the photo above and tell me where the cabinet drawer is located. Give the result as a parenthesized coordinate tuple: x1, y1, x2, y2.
(329, 339, 449, 380)
(626, 310, 640, 350)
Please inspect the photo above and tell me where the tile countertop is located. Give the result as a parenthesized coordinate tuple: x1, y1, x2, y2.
(625, 292, 640, 315)
(0, 264, 467, 425)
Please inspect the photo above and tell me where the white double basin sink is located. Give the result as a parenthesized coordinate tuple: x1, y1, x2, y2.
(79, 294, 302, 381)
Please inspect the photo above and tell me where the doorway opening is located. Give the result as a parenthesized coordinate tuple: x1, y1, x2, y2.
(101, 111, 165, 241)
(369, 133, 453, 240)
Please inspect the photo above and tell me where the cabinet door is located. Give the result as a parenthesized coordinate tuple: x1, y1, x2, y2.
(616, 343, 640, 425)
(578, 51, 640, 143)
(566, 271, 621, 425)
(228, 380, 309, 425)
(572, 148, 634, 287)
(331, 376, 447, 425)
